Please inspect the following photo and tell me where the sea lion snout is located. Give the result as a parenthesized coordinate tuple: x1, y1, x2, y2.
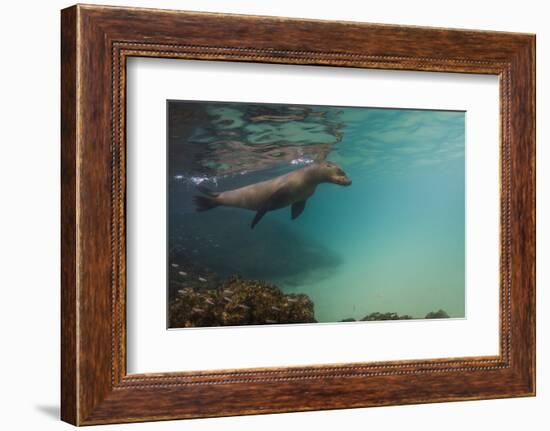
(320, 162, 352, 186)
(332, 175, 352, 186)
(338, 177, 352, 186)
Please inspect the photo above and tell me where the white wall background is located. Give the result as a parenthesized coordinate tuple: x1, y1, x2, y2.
(0, 0, 546, 429)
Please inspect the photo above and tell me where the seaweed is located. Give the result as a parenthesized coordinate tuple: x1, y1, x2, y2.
(169, 275, 316, 328)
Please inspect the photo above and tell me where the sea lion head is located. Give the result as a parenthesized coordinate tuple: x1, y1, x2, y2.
(314, 161, 352, 186)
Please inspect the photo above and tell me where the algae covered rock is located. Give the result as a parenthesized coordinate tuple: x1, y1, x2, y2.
(169, 276, 315, 328)
(360, 312, 413, 321)
(425, 309, 450, 319)
(342, 309, 451, 322)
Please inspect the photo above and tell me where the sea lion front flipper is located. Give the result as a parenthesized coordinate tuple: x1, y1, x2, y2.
(291, 200, 307, 220)
(251, 185, 292, 229)
(251, 208, 268, 229)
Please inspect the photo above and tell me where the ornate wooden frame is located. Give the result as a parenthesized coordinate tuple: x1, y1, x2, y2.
(61, 4, 536, 425)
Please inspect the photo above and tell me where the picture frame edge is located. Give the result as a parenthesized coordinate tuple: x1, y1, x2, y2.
(60, 4, 536, 425)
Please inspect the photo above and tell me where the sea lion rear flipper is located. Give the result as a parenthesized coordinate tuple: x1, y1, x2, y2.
(196, 184, 220, 197)
(193, 195, 219, 212)
(251, 208, 268, 229)
(291, 200, 307, 220)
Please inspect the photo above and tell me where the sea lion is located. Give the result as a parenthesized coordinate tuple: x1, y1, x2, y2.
(193, 161, 351, 229)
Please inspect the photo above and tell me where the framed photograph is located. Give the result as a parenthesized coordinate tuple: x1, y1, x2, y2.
(61, 4, 535, 425)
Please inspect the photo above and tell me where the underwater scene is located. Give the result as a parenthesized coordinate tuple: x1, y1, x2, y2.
(167, 100, 465, 328)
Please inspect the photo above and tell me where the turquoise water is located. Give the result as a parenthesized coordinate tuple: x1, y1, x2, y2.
(168, 101, 465, 323)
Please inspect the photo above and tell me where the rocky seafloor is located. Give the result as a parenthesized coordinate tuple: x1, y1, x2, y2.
(167, 212, 328, 328)
(169, 275, 315, 328)
(339, 309, 450, 323)
(168, 257, 451, 328)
